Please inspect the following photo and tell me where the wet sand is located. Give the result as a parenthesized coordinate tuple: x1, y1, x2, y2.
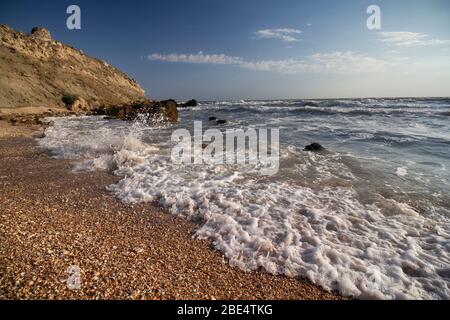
(0, 128, 343, 300)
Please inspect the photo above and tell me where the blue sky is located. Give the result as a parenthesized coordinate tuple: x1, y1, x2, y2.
(1, 0, 449, 100)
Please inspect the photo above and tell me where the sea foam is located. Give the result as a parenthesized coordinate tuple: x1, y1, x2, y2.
(39, 110, 450, 300)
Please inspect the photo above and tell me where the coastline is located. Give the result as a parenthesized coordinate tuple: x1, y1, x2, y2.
(0, 122, 343, 300)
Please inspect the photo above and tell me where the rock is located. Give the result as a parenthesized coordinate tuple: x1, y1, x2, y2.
(3, 114, 45, 126)
(0, 24, 12, 33)
(299, 101, 319, 108)
(216, 120, 228, 125)
(181, 99, 198, 108)
(304, 143, 325, 152)
(44, 120, 55, 127)
(67, 97, 90, 113)
(209, 117, 217, 121)
(94, 99, 179, 123)
(30, 27, 52, 41)
(158, 100, 179, 122)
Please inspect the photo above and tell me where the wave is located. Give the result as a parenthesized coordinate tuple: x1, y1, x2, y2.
(193, 100, 450, 118)
(39, 116, 450, 300)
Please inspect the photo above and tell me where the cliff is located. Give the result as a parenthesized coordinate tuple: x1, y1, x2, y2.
(0, 25, 180, 125)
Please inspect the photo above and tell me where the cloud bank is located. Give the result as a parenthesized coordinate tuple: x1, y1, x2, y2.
(148, 51, 403, 74)
(380, 32, 450, 47)
(148, 52, 243, 65)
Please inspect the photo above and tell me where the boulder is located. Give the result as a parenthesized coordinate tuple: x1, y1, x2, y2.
(158, 100, 179, 122)
(209, 117, 217, 121)
(216, 120, 228, 125)
(180, 99, 198, 108)
(304, 143, 325, 152)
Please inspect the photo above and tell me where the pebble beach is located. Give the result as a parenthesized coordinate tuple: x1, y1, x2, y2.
(0, 124, 342, 300)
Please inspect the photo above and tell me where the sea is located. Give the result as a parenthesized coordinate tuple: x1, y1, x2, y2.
(39, 97, 450, 299)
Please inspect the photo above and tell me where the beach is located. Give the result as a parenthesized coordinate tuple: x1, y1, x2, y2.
(2, 96, 449, 300)
(1, 1, 449, 301)
(0, 122, 342, 300)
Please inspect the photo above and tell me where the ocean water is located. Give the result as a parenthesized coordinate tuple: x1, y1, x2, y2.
(39, 98, 450, 299)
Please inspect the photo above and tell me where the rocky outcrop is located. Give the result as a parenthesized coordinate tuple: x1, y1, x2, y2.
(0, 25, 179, 124)
(304, 143, 325, 152)
(0, 108, 70, 126)
(67, 97, 91, 113)
(30, 27, 52, 41)
(0, 25, 144, 110)
(94, 99, 178, 123)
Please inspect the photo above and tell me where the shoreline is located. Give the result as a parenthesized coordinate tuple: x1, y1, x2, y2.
(0, 123, 343, 300)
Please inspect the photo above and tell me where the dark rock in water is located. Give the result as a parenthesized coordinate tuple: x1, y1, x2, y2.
(209, 117, 217, 121)
(93, 99, 178, 123)
(216, 119, 228, 125)
(180, 99, 198, 108)
(186, 99, 198, 107)
(304, 143, 325, 152)
(300, 101, 319, 108)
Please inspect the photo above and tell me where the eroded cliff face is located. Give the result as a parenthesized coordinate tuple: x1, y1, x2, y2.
(0, 25, 146, 111)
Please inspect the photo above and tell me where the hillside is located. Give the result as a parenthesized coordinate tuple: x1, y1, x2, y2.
(0, 25, 146, 113)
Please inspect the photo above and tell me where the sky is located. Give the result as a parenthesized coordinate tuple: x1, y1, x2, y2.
(1, 0, 450, 100)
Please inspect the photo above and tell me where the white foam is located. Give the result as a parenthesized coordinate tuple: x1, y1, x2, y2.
(39, 116, 450, 300)
(396, 167, 408, 177)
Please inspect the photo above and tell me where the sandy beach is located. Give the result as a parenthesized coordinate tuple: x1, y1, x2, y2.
(0, 122, 342, 300)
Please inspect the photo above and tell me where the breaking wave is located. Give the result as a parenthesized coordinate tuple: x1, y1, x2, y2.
(39, 97, 450, 299)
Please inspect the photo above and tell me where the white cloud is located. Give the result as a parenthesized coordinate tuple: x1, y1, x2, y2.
(241, 52, 402, 74)
(255, 28, 303, 43)
(380, 31, 450, 47)
(148, 51, 243, 65)
(148, 51, 403, 74)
